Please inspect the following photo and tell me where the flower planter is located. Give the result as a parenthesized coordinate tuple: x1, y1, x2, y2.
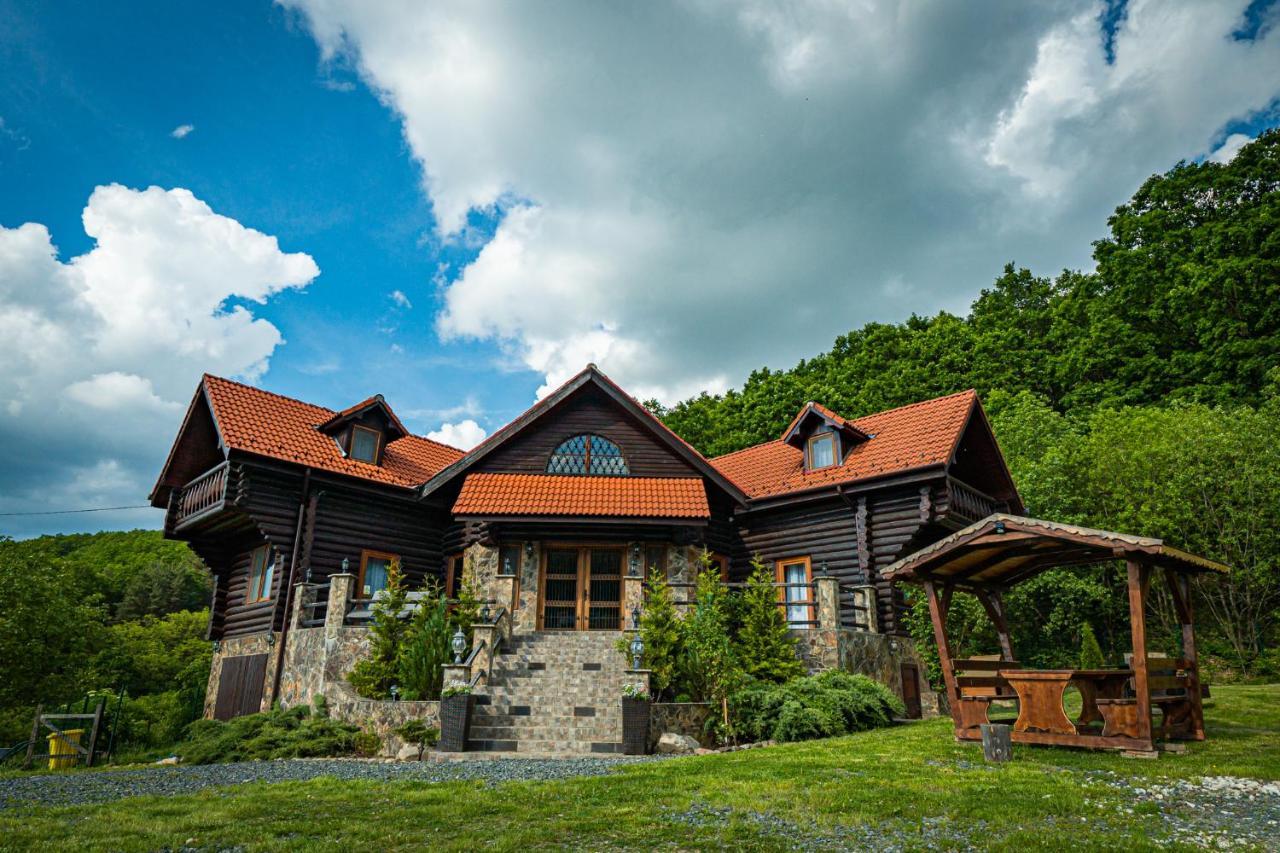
(622, 697, 651, 755)
(439, 693, 474, 752)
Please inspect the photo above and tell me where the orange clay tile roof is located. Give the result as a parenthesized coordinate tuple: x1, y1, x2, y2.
(711, 389, 978, 500)
(202, 375, 464, 489)
(452, 473, 711, 518)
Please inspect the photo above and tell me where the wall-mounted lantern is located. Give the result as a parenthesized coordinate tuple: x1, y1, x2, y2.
(629, 544, 642, 577)
(524, 541, 535, 561)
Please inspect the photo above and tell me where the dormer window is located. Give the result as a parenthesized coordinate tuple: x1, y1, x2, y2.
(349, 425, 381, 464)
(807, 432, 836, 470)
(547, 434, 629, 475)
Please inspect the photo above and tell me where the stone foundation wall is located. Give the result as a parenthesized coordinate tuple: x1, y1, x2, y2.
(649, 702, 715, 750)
(793, 629, 940, 718)
(203, 633, 283, 719)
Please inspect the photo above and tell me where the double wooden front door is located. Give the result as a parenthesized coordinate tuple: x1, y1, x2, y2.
(539, 547, 623, 630)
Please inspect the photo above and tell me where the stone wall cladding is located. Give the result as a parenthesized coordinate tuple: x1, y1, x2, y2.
(792, 629, 939, 718)
(649, 702, 715, 750)
(203, 632, 282, 718)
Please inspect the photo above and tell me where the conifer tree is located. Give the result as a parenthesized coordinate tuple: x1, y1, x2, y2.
(737, 558, 805, 683)
(348, 559, 407, 699)
(1078, 621, 1105, 670)
(635, 567, 683, 698)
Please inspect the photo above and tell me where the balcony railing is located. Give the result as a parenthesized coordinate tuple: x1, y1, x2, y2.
(946, 476, 1006, 523)
(174, 462, 229, 529)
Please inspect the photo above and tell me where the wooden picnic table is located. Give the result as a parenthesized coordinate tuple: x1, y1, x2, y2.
(1000, 669, 1134, 735)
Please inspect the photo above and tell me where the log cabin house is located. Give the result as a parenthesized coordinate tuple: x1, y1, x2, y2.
(150, 364, 1021, 752)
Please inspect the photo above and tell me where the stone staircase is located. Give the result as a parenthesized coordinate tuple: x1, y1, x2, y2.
(468, 631, 629, 754)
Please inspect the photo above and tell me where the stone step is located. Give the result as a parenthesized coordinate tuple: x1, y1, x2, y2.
(473, 711, 621, 726)
(469, 725, 621, 741)
(466, 738, 624, 754)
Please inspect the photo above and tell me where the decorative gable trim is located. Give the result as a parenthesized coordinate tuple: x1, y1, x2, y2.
(418, 365, 750, 506)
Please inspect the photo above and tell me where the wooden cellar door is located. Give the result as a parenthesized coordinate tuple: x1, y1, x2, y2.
(900, 662, 922, 719)
(213, 653, 269, 720)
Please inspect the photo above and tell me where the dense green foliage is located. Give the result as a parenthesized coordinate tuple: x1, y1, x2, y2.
(657, 132, 1280, 682)
(732, 670, 905, 744)
(348, 560, 480, 701)
(176, 701, 363, 765)
(632, 568, 683, 696)
(1079, 623, 1105, 671)
(0, 530, 212, 752)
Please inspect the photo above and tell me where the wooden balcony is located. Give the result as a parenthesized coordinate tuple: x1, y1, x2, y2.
(173, 462, 230, 530)
(946, 477, 1008, 524)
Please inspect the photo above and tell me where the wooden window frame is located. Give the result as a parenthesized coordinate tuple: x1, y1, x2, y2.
(245, 545, 274, 604)
(806, 432, 837, 471)
(705, 551, 730, 581)
(546, 434, 630, 476)
(444, 552, 463, 599)
(348, 424, 383, 465)
(774, 555, 814, 626)
(357, 549, 399, 599)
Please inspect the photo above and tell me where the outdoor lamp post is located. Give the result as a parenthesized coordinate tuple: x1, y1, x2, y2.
(341, 557, 350, 573)
(630, 631, 644, 670)
(390, 684, 399, 702)
(452, 627, 467, 663)
(480, 602, 491, 623)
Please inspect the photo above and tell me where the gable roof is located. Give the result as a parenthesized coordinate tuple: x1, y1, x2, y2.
(419, 365, 750, 506)
(316, 394, 409, 438)
(193, 375, 464, 489)
(452, 473, 710, 519)
(711, 390, 980, 501)
(780, 400, 869, 448)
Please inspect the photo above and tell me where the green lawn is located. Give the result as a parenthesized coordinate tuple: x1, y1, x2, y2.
(2, 684, 1277, 851)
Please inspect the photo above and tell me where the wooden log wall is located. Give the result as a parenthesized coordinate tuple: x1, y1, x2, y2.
(865, 481, 951, 634)
(474, 386, 702, 478)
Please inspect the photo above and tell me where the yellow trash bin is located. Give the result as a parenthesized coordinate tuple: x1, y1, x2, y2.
(47, 729, 84, 770)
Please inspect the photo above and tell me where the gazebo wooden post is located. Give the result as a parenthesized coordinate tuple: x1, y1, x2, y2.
(977, 590, 1014, 662)
(1126, 559, 1154, 750)
(922, 578, 960, 722)
(1165, 566, 1205, 739)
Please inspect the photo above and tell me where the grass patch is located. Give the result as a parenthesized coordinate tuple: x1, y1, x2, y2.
(1, 684, 1276, 851)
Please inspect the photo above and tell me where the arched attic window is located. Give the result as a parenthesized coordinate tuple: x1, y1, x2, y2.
(547, 434, 630, 475)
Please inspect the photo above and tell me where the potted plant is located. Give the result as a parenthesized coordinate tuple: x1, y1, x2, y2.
(439, 683, 474, 752)
(621, 681, 651, 755)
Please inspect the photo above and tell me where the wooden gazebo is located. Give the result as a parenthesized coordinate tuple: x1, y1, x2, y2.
(885, 514, 1228, 754)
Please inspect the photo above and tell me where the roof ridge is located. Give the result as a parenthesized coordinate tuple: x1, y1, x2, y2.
(203, 373, 465, 453)
(467, 472, 705, 482)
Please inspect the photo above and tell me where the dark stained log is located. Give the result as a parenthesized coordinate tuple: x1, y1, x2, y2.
(1126, 560, 1154, 749)
(1164, 567, 1205, 739)
(924, 579, 960, 717)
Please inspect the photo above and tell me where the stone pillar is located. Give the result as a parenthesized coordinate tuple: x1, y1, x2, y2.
(325, 573, 355, 641)
(853, 585, 880, 633)
(624, 668, 652, 696)
(291, 582, 314, 630)
(441, 662, 470, 689)
(515, 542, 540, 633)
(815, 576, 840, 631)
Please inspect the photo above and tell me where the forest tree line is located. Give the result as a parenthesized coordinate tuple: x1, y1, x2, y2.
(656, 130, 1280, 681)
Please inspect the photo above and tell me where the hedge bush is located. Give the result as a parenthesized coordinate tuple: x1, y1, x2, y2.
(176, 703, 364, 764)
(731, 671, 904, 744)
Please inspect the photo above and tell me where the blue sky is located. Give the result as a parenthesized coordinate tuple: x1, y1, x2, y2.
(1, 1, 1277, 539)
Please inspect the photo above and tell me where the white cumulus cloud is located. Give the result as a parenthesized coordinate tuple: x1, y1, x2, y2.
(170, 123, 195, 139)
(1209, 133, 1254, 164)
(281, 0, 1280, 407)
(0, 184, 319, 535)
(427, 418, 487, 450)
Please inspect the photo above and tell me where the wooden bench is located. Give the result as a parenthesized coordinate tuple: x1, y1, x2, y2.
(1100, 654, 1200, 740)
(953, 657, 1020, 732)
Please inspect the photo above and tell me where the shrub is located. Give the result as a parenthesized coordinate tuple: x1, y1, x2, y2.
(630, 568, 683, 698)
(394, 719, 439, 759)
(397, 584, 451, 700)
(348, 561, 408, 699)
(1079, 622, 1105, 670)
(175, 705, 362, 764)
(730, 671, 904, 744)
(352, 731, 382, 757)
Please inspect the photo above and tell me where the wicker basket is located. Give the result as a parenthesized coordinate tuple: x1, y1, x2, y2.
(439, 693, 474, 752)
(622, 697, 651, 755)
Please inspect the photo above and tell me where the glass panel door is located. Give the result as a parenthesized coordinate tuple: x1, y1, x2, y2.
(586, 549, 622, 630)
(541, 549, 580, 629)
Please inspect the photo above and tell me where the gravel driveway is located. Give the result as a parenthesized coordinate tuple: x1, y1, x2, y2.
(0, 756, 654, 810)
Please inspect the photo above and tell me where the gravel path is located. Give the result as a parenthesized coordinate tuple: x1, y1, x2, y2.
(0, 756, 655, 810)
